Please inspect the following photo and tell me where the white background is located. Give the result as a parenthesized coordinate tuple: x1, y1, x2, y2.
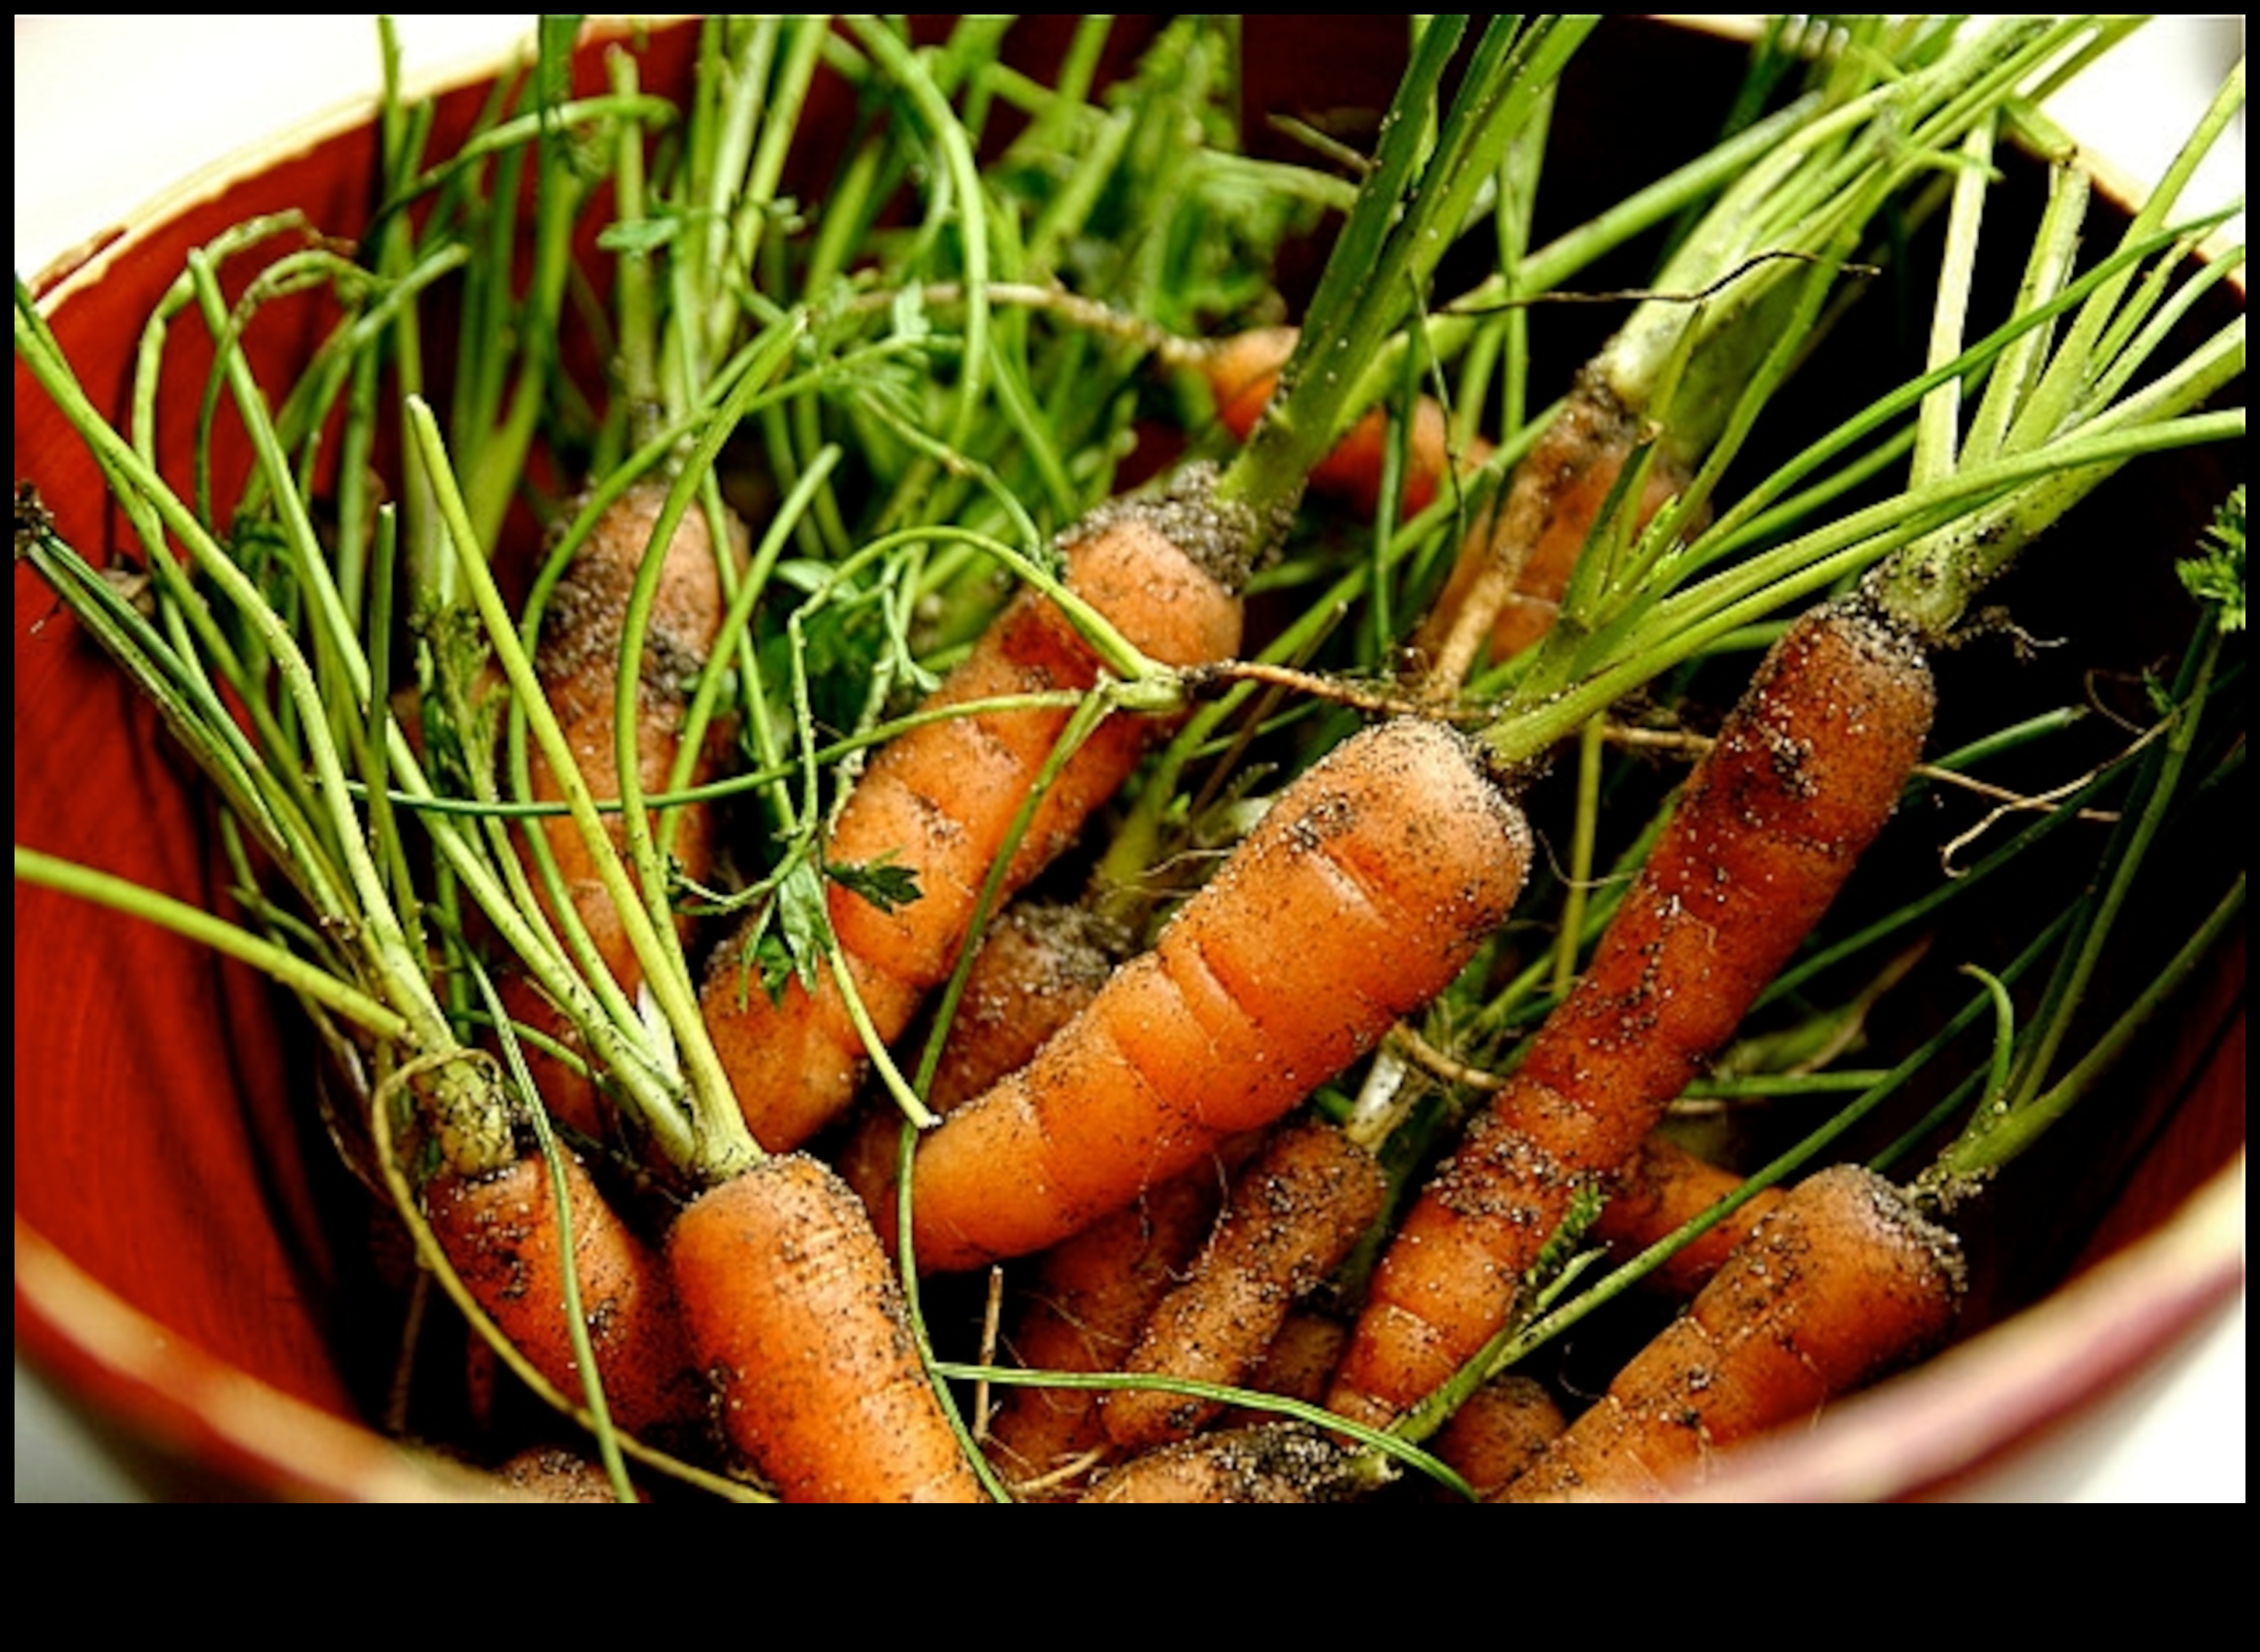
(14, 15, 2245, 1502)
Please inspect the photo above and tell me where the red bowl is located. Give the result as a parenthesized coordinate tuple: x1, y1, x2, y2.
(16, 15, 2245, 1501)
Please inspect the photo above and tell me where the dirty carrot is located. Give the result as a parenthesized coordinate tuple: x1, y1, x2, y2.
(1328, 596, 1936, 1429)
(1430, 1372, 1567, 1500)
(1590, 1134, 1788, 1297)
(981, 1171, 1224, 1497)
(897, 715, 1532, 1271)
(1500, 1163, 1963, 1501)
(666, 1152, 988, 1503)
(1102, 1115, 1386, 1451)
(1414, 374, 1693, 679)
(412, 402, 991, 1504)
(703, 473, 1253, 1153)
(424, 1146, 707, 1439)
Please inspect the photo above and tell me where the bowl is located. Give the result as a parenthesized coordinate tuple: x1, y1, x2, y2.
(15, 15, 2245, 1501)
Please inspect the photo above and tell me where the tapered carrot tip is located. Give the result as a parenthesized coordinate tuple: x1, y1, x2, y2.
(1503, 1164, 1964, 1502)
(1081, 1422, 1368, 1503)
(667, 1155, 987, 1503)
(425, 1152, 705, 1440)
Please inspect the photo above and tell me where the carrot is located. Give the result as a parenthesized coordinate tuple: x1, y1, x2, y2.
(1101, 1115, 1386, 1451)
(500, 481, 741, 1139)
(1226, 1309, 1353, 1425)
(1080, 1420, 1371, 1504)
(703, 476, 1249, 1153)
(981, 1171, 1224, 1497)
(921, 898, 1129, 1118)
(423, 1147, 706, 1441)
(1408, 370, 1697, 691)
(1500, 1163, 1963, 1501)
(1430, 1372, 1566, 1500)
(1194, 325, 1488, 522)
(1329, 597, 1935, 1428)
(493, 1442, 648, 1503)
(666, 1152, 988, 1502)
(895, 715, 1533, 1272)
(397, 428, 987, 1504)
(1590, 1134, 1788, 1297)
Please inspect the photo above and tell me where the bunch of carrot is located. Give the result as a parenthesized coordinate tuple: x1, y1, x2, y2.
(16, 15, 2245, 1505)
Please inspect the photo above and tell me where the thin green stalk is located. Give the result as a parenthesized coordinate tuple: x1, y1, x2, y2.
(2006, 622, 2224, 1113)
(1550, 715, 1607, 1000)
(1952, 874, 2245, 1180)
(19, 304, 467, 1079)
(15, 847, 410, 1043)
(849, 17, 993, 455)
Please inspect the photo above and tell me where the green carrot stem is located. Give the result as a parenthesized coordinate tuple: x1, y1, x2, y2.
(1948, 875, 2245, 1181)
(1225, 16, 1582, 519)
(1479, 407, 2243, 769)
(848, 17, 993, 457)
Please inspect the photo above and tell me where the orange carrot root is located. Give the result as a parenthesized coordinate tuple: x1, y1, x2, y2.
(424, 1149, 704, 1440)
(1102, 1118, 1386, 1451)
(1081, 1420, 1369, 1504)
(899, 715, 1533, 1271)
(704, 476, 1248, 1153)
(1330, 600, 1935, 1428)
(667, 1154, 987, 1503)
(1591, 1134, 1787, 1297)
(1502, 1164, 1963, 1502)
(1431, 1372, 1567, 1501)
(1410, 369, 1692, 692)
